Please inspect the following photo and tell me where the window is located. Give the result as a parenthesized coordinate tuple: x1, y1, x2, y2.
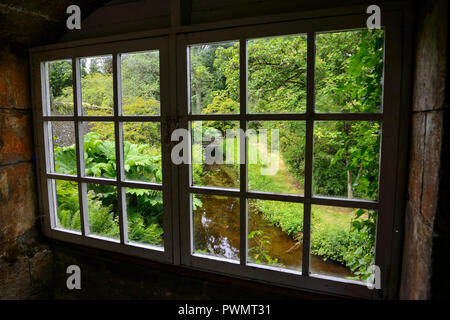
(31, 11, 407, 299)
(33, 38, 173, 263)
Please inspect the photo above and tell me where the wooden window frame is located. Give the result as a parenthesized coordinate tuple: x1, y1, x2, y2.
(30, 7, 411, 299)
(31, 37, 174, 264)
(177, 12, 405, 299)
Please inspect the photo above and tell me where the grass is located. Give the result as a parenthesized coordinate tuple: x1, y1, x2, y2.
(193, 137, 354, 246)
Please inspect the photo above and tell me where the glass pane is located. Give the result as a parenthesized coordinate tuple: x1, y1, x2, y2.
(248, 199, 303, 272)
(122, 122, 162, 183)
(87, 183, 119, 240)
(248, 34, 307, 114)
(192, 194, 240, 261)
(53, 180, 80, 232)
(248, 121, 305, 194)
(83, 121, 116, 179)
(121, 51, 160, 116)
(46, 59, 73, 116)
(80, 55, 114, 116)
(310, 205, 377, 281)
(315, 30, 384, 113)
(191, 121, 240, 189)
(189, 41, 240, 114)
(313, 121, 380, 201)
(49, 121, 77, 175)
(126, 188, 164, 247)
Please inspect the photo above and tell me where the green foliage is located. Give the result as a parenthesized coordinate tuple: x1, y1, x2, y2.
(201, 94, 239, 132)
(83, 132, 117, 179)
(48, 60, 73, 99)
(47, 60, 75, 115)
(55, 180, 80, 231)
(81, 72, 114, 111)
(121, 51, 160, 103)
(87, 190, 120, 238)
(126, 188, 164, 245)
(248, 230, 279, 266)
(247, 35, 307, 113)
(122, 97, 160, 116)
(190, 42, 238, 113)
(54, 134, 164, 245)
(344, 209, 377, 279)
(123, 142, 162, 182)
(250, 201, 303, 239)
(310, 207, 376, 280)
(54, 146, 77, 175)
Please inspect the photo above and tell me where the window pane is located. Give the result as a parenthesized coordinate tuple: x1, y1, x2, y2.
(122, 122, 162, 183)
(248, 121, 305, 194)
(248, 199, 303, 272)
(49, 121, 77, 175)
(189, 41, 239, 114)
(87, 183, 120, 240)
(248, 34, 307, 114)
(46, 59, 73, 116)
(121, 51, 160, 116)
(313, 121, 380, 201)
(192, 194, 240, 261)
(310, 205, 377, 281)
(80, 55, 114, 116)
(53, 179, 80, 232)
(126, 188, 164, 247)
(83, 121, 116, 179)
(191, 121, 240, 189)
(315, 30, 384, 113)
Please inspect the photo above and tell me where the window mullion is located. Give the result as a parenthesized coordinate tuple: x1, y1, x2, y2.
(239, 38, 248, 267)
(72, 57, 89, 236)
(301, 32, 316, 276)
(113, 53, 127, 245)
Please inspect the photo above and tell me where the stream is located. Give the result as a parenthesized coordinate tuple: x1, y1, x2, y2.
(193, 164, 353, 278)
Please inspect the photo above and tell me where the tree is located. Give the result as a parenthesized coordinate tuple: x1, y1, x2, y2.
(48, 60, 73, 98)
(190, 42, 238, 113)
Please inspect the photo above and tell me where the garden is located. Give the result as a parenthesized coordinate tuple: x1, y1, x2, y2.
(48, 29, 383, 280)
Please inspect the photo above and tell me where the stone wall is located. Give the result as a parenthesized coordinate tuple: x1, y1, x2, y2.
(0, 45, 35, 254)
(400, 0, 449, 300)
(0, 45, 53, 299)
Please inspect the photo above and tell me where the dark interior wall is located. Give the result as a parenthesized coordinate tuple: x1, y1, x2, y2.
(399, 0, 449, 300)
(189, 0, 401, 24)
(50, 242, 333, 300)
(0, 0, 449, 300)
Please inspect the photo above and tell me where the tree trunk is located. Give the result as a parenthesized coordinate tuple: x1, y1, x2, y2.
(346, 157, 353, 199)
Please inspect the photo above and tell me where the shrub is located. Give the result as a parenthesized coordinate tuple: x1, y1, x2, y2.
(54, 133, 164, 244)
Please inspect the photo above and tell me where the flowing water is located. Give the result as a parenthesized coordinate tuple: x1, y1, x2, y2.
(193, 165, 354, 278)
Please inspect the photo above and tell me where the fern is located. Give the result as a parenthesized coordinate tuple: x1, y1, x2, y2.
(54, 132, 164, 244)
